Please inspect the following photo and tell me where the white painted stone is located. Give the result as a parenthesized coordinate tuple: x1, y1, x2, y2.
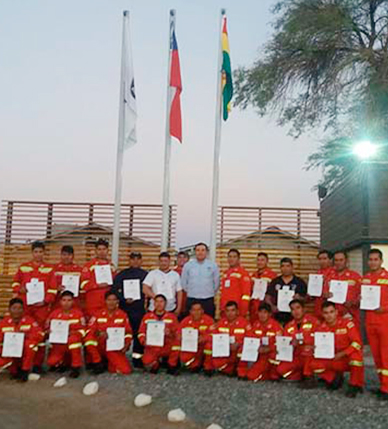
(28, 373, 40, 381)
(83, 381, 99, 396)
(53, 377, 67, 387)
(134, 393, 152, 407)
(167, 408, 186, 422)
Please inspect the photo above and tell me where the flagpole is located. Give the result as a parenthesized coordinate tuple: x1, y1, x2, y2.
(209, 9, 226, 262)
(112, 11, 129, 267)
(161, 9, 175, 251)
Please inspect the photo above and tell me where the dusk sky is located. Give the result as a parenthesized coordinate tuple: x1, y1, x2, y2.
(0, 0, 322, 247)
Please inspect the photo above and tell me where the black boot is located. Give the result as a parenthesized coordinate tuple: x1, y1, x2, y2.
(92, 362, 105, 375)
(327, 373, 344, 390)
(167, 366, 179, 375)
(132, 358, 144, 369)
(345, 385, 363, 398)
(18, 370, 29, 382)
(69, 367, 81, 379)
(378, 391, 388, 401)
(203, 370, 214, 378)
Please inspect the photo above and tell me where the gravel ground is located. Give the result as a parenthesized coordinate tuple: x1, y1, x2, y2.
(1, 349, 387, 429)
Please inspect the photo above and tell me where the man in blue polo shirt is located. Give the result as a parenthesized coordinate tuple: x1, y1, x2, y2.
(181, 243, 220, 318)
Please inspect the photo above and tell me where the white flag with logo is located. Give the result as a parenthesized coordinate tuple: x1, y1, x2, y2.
(120, 11, 137, 150)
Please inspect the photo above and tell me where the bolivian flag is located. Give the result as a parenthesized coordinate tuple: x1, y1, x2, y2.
(221, 17, 233, 121)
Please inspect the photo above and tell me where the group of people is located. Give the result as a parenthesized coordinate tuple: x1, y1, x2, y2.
(1, 240, 387, 401)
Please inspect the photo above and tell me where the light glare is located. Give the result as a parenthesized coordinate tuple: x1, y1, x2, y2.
(353, 141, 378, 160)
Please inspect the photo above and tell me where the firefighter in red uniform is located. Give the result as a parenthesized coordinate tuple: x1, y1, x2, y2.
(309, 301, 364, 398)
(219, 249, 252, 318)
(277, 299, 319, 385)
(46, 291, 86, 378)
(0, 298, 44, 381)
(322, 250, 361, 329)
(85, 291, 133, 375)
(80, 239, 116, 318)
(138, 294, 180, 374)
(175, 301, 213, 372)
(204, 301, 249, 376)
(250, 252, 277, 323)
(313, 250, 334, 319)
(362, 248, 388, 400)
(237, 302, 282, 381)
(53, 245, 83, 309)
(12, 241, 56, 372)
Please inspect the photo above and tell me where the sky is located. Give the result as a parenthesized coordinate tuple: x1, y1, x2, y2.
(0, 0, 322, 248)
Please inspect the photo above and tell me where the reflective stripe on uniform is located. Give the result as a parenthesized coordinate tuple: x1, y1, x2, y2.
(69, 343, 82, 350)
(351, 342, 362, 350)
(242, 295, 250, 301)
(171, 346, 180, 351)
(114, 319, 124, 323)
(47, 289, 57, 294)
(380, 368, 388, 376)
(282, 370, 293, 379)
(185, 358, 196, 367)
(218, 327, 229, 333)
(349, 360, 363, 367)
(84, 340, 98, 347)
(204, 349, 212, 355)
(234, 329, 245, 334)
(97, 318, 108, 323)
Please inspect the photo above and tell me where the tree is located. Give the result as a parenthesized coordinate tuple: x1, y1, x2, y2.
(235, 0, 388, 189)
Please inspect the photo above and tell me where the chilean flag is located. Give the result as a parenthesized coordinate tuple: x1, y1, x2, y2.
(169, 29, 182, 143)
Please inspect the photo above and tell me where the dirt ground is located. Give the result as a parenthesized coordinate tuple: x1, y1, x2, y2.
(0, 373, 199, 429)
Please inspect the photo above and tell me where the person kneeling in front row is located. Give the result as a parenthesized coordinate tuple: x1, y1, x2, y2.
(138, 294, 180, 374)
(0, 298, 44, 381)
(85, 291, 133, 375)
(308, 301, 364, 398)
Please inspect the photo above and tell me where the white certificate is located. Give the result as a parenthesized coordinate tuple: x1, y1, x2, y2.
(49, 319, 69, 344)
(146, 321, 165, 347)
(314, 332, 335, 359)
(252, 279, 268, 300)
(95, 265, 113, 285)
(276, 336, 293, 362)
(308, 274, 324, 297)
(123, 279, 141, 300)
(361, 285, 381, 310)
(2, 332, 25, 358)
(212, 333, 230, 358)
(106, 327, 125, 351)
(181, 328, 199, 353)
(62, 274, 80, 297)
(329, 280, 348, 304)
(26, 279, 45, 305)
(158, 280, 174, 300)
(277, 287, 294, 312)
(241, 337, 261, 362)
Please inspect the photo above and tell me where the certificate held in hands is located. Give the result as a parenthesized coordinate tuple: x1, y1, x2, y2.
(95, 265, 113, 285)
(314, 332, 335, 359)
(361, 285, 381, 310)
(62, 274, 80, 297)
(146, 321, 165, 347)
(181, 328, 199, 353)
(308, 274, 323, 297)
(276, 336, 293, 362)
(106, 327, 125, 351)
(277, 287, 294, 312)
(329, 280, 348, 304)
(241, 337, 260, 362)
(2, 332, 25, 358)
(123, 279, 141, 301)
(26, 279, 45, 305)
(212, 333, 230, 358)
(252, 279, 267, 300)
(49, 319, 70, 344)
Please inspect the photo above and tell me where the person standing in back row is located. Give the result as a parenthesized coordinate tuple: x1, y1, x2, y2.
(111, 252, 148, 368)
(181, 243, 220, 318)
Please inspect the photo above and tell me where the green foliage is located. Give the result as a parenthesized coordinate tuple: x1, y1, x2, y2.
(235, 0, 388, 189)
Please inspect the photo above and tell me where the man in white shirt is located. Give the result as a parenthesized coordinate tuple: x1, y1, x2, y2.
(143, 252, 183, 316)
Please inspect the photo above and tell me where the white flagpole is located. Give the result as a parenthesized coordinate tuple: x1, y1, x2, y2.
(112, 11, 130, 267)
(161, 10, 175, 251)
(209, 9, 226, 261)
